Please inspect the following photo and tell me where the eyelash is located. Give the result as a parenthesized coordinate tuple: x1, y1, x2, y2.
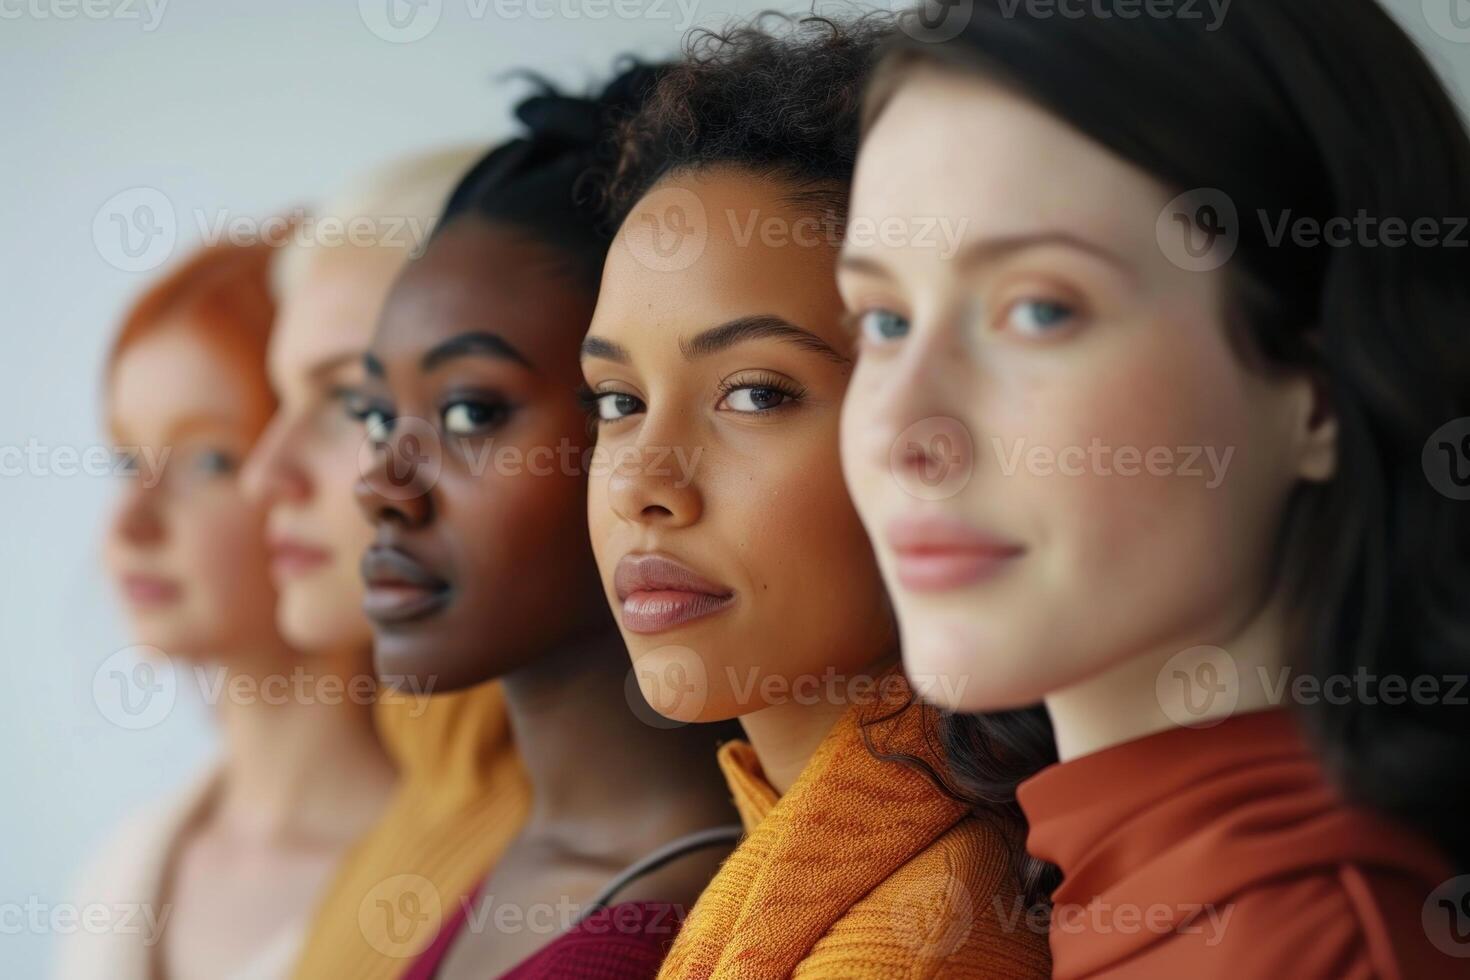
(714, 372, 806, 414)
(576, 372, 808, 427)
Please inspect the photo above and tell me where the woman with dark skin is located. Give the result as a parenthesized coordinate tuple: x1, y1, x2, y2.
(352, 67, 741, 979)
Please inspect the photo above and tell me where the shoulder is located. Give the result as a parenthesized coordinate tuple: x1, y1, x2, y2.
(1169, 862, 1457, 980)
(798, 817, 1051, 980)
(52, 770, 215, 980)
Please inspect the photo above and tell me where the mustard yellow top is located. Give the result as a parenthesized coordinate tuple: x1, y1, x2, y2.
(656, 671, 1051, 979)
(289, 680, 530, 980)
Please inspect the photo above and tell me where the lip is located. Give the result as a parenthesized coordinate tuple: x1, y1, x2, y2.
(613, 552, 735, 635)
(360, 545, 451, 625)
(269, 535, 332, 578)
(885, 516, 1025, 592)
(119, 573, 181, 607)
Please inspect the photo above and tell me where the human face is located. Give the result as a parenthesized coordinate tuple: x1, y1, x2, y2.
(584, 168, 895, 723)
(354, 220, 608, 692)
(838, 68, 1333, 713)
(105, 325, 283, 659)
(241, 246, 404, 654)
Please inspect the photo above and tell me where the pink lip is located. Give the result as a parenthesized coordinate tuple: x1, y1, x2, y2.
(886, 516, 1025, 592)
(269, 537, 332, 578)
(613, 553, 735, 635)
(120, 573, 181, 607)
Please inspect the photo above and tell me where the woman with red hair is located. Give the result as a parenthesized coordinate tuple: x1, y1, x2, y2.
(58, 236, 395, 980)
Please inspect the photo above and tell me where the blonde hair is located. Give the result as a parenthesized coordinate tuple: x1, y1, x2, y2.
(271, 145, 487, 300)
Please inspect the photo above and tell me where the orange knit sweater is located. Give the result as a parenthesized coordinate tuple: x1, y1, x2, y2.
(288, 680, 531, 980)
(656, 671, 1052, 979)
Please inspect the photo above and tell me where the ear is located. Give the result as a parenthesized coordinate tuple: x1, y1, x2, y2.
(1292, 370, 1337, 482)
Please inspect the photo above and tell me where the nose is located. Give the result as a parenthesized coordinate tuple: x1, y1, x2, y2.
(241, 411, 310, 507)
(354, 425, 433, 529)
(852, 312, 973, 480)
(605, 438, 703, 529)
(111, 481, 164, 549)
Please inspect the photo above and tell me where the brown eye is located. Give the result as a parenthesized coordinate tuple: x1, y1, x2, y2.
(443, 399, 511, 436)
(721, 385, 791, 413)
(594, 391, 644, 422)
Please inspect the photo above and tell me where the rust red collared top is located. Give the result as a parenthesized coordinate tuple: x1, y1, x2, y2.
(1017, 708, 1463, 979)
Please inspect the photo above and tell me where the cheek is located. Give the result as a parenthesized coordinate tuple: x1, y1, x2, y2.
(716, 424, 883, 621)
(179, 495, 273, 608)
(313, 442, 375, 553)
(586, 470, 613, 570)
(995, 325, 1258, 581)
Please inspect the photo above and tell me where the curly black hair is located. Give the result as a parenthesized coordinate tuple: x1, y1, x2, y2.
(601, 10, 898, 229)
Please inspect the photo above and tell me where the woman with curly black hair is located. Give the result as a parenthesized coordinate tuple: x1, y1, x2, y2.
(581, 14, 1052, 977)
(838, 0, 1470, 975)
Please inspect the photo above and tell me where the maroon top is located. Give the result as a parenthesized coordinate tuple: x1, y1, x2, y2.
(402, 879, 686, 980)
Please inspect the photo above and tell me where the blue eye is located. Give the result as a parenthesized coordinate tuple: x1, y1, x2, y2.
(594, 391, 644, 422)
(1005, 299, 1076, 337)
(194, 450, 236, 476)
(857, 309, 910, 343)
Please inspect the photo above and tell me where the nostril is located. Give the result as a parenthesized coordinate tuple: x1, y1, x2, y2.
(640, 503, 675, 519)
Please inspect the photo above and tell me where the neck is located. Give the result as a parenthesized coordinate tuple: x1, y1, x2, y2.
(207, 645, 394, 846)
(1045, 595, 1291, 762)
(738, 651, 901, 796)
(501, 627, 734, 852)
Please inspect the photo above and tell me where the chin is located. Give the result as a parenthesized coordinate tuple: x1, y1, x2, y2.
(898, 613, 1052, 714)
(372, 632, 486, 694)
(277, 592, 370, 657)
(626, 640, 721, 723)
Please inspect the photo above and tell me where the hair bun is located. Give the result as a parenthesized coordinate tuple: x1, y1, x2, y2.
(514, 61, 666, 150)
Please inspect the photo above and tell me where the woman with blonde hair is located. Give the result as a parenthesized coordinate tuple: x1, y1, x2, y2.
(60, 231, 397, 980)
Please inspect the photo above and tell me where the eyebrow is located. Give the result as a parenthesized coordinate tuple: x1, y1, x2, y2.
(839, 231, 1135, 281)
(308, 350, 364, 382)
(364, 331, 534, 378)
(682, 315, 848, 364)
(580, 315, 848, 366)
(580, 335, 630, 364)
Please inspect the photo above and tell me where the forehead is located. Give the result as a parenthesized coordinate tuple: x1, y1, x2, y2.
(270, 245, 408, 385)
(373, 219, 596, 370)
(850, 68, 1164, 260)
(110, 323, 265, 438)
(595, 168, 847, 341)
